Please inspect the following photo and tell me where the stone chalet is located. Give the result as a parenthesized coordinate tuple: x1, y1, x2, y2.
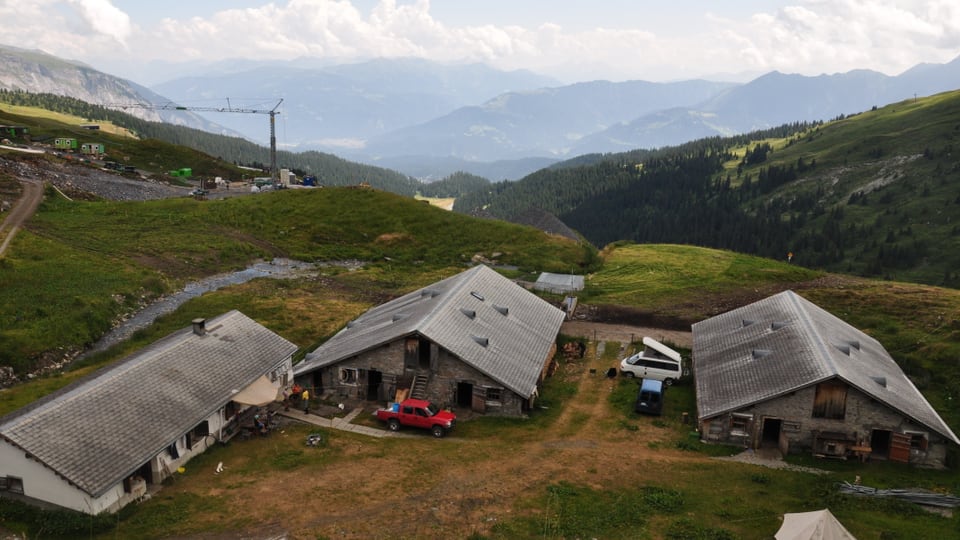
(0, 311, 297, 514)
(692, 290, 959, 467)
(294, 265, 566, 416)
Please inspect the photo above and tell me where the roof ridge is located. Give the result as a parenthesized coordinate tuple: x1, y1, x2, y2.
(784, 290, 840, 376)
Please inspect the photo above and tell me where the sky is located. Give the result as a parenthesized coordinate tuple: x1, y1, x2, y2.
(2, 0, 959, 85)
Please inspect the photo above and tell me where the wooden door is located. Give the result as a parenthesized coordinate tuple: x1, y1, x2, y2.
(472, 387, 486, 412)
(889, 432, 911, 463)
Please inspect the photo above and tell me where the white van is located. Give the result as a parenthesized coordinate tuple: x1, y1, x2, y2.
(619, 336, 682, 385)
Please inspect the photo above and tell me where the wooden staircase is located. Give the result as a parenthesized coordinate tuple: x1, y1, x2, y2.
(410, 372, 430, 400)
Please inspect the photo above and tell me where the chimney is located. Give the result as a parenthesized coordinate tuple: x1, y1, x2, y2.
(192, 318, 206, 336)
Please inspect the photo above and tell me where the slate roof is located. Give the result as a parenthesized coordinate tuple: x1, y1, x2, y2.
(691, 290, 959, 444)
(0, 310, 298, 497)
(294, 265, 565, 398)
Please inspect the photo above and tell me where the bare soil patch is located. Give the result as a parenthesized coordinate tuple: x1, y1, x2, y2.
(160, 325, 708, 540)
(561, 320, 691, 348)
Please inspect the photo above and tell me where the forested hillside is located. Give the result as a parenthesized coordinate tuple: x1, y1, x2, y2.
(418, 171, 491, 197)
(456, 91, 960, 287)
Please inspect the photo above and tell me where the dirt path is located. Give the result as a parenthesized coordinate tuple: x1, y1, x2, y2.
(0, 177, 42, 257)
(561, 320, 692, 348)
(180, 325, 709, 540)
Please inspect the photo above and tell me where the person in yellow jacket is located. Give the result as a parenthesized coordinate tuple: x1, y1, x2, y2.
(301, 389, 310, 414)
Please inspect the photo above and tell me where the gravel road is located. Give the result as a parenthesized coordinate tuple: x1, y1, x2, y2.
(1, 154, 192, 201)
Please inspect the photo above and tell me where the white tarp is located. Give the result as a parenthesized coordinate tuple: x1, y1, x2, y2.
(231, 375, 280, 406)
(775, 509, 857, 540)
(533, 272, 584, 293)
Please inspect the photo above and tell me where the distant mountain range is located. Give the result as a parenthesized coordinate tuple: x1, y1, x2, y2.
(454, 89, 960, 288)
(151, 57, 559, 152)
(363, 59, 960, 174)
(2, 44, 959, 180)
(0, 45, 236, 136)
(359, 79, 737, 161)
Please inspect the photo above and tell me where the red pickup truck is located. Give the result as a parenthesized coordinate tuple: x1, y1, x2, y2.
(375, 398, 456, 437)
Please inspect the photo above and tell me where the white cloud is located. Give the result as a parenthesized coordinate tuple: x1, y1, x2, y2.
(67, 0, 132, 44)
(1, 0, 958, 82)
(0, 0, 131, 64)
(701, 0, 960, 76)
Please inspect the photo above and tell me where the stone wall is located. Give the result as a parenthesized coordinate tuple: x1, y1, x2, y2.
(313, 336, 529, 416)
(701, 381, 951, 468)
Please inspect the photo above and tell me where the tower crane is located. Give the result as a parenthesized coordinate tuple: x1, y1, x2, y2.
(111, 98, 284, 183)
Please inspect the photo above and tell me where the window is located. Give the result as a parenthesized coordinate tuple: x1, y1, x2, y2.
(642, 359, 679, 372)
(0, 476, 24, 495)
(782, 421, 802, 433)
(486, 387, 503, 402)
(812, 381, 847, 419)
(907, 432, 929, 451)
(271, 366, 288, 385)
(339, 368, 358, 385)
(708, 420, 723, 436)
(193, 420, 209, 439)
(187, 421, 210, 449)
(224, 401, 238, 419)
(730, 413, 752, 436)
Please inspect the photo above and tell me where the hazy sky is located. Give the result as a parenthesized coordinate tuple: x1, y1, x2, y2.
(3, 0, 959, 84)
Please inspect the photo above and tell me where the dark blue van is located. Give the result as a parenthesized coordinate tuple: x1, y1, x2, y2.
(634, 378, 664, 415)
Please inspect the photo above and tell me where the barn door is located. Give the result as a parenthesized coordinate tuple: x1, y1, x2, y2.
(472, 387, 486, 412)
(889, 432, 911, 463)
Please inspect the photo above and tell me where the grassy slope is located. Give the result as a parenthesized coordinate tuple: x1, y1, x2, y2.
(729, 90, 960, 284)
(0, 185, 594, 374)
(583, 242, 822, 311)
(28, 187, 591, 275)
(0, 103, 136, 138)
(757, 91, 960, 171)
(0, 106, 248, 179)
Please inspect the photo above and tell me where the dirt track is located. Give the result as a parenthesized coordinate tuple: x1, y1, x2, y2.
(162, 322, 707, 540)
(561, 320, 692, 348)
(0, 176, 42, 256)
